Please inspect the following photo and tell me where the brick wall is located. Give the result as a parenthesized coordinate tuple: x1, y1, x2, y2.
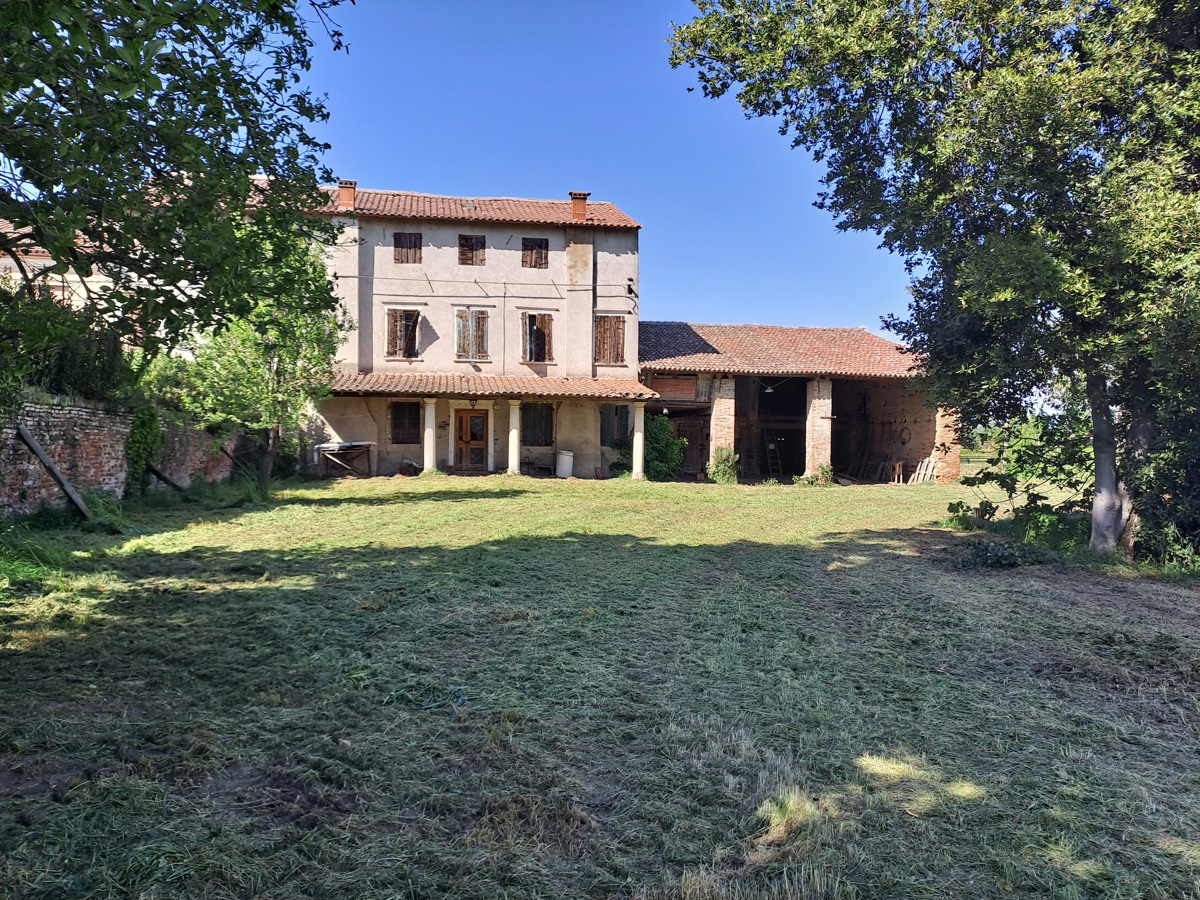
(155, 426, 236, 490)
(1, 398, 236, 517)
(0, 398, 133, 517)
(804, 378, 833, 476)
(708, 377, 736, 464)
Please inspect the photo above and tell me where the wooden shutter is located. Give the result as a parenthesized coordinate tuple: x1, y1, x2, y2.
(455, 309, 470, 358)
(402, 311, 420, 358)
(594, 315, 625, 364)
(387, 309, 403, 357)
(459, 234, 485, 266)
(471, 309, 488, 358)
(538, 313, 553, 362)
(521, 312, 530, 362)
(393, 232, 421, 264)
(521, 237, 548, 268)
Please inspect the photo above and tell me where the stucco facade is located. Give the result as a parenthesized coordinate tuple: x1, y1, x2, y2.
(315, 185, 653, 478)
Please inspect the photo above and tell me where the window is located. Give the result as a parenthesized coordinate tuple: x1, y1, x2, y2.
(393, 232, 421, 264)
(390, 402, 422, 444)
(454, 308, 489, 360)
(521, 237, 549, 269)
(521, 312, 554, 363)
(458, 234, 486, 266)
(522, 403, 554, 446)
(600, 404, 630, 448)
(386, 309, 421, 358)
(594, 315, 626, 364)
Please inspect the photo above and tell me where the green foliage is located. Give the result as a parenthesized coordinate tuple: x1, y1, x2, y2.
(760, 477, 779, 486)
(795, 464, 835, 487)
(644, 414, 687, 482)
(143, 254, 352, 496)
(0, 0, 349, 357)
(0, 278, 134, 411)
(670, 0, 1200, 555)
(706, 446, 739, 484)
(962, 540, 1055, 570)
(123, 405, 160, 497)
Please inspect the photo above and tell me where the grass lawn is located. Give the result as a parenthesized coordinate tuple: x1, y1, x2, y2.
(2, 476, 1199, 899)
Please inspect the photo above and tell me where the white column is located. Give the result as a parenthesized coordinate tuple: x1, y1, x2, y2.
(422, 398, 437, 472)
(508, 399, 522, 475)
(632, 401, 646, 480)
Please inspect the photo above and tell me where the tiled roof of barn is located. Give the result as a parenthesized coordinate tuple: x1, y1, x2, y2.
(639, 322, 917, 379)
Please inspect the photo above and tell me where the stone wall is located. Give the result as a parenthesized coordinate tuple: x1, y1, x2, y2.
(0, 398, 235, 517)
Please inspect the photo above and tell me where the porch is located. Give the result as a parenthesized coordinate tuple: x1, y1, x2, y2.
(316, 372, 657, 479)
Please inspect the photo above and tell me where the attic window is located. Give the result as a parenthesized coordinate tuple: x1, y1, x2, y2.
(458, 234, 486, 266)
(393, 232, 421, 264)
(521, 238, 549, 269)
(461, 201, 477, 210)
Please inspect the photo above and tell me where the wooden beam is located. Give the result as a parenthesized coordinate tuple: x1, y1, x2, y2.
(16, 424, 94, 520)
(147, 463, 185, 493)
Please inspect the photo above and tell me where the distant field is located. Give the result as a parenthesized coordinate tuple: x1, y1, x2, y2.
(2, 476, 1199, 899)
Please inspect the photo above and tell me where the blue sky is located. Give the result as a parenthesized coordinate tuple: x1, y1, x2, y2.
(305, 1, 912, 332)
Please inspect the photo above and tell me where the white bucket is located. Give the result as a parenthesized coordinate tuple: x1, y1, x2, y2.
(556, 449, 574, 478)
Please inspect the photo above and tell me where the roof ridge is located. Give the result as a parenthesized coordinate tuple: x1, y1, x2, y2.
(337, 186, 618, 206)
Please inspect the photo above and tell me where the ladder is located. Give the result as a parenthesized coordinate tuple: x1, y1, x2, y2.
(763, 429, 783, 479)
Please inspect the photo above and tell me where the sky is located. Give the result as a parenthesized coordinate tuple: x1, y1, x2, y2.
(304, 1, 913, 333)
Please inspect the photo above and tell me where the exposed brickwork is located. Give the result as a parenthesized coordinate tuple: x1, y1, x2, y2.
(0, 399, 237, 517)
(0, 398, 132, 516)
(804, 379, 833, 476)
(155, 426, 235, 490)
(708, 377, 736, 465)
(934, 408, 961, 484)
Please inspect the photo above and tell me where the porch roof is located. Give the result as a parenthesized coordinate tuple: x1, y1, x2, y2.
(639, 322, 918, 379)
(330, 371, 658, 401)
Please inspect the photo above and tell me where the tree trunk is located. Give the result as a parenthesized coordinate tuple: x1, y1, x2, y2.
(258, 425, 278, 497)
(1086, 372, 1131, 555)
(1119, 398, 1156, 555)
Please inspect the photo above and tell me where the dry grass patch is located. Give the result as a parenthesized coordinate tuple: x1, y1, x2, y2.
(1, 476, 1198, 898)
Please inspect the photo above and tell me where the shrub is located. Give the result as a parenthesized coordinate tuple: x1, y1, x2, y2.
(645, 415, 687, 482)
(124, 405, 160, 497)
(706, 446, 738, 484)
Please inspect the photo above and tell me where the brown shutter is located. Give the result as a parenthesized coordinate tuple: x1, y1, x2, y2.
(610, 315, 625, 363)
(386, 308, 401, 357)
(521, 312, 530, 361)
(539, 313, 553, 362)
(394, 232, 422, 264)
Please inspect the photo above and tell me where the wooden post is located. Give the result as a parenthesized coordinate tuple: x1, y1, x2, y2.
(17, 424, 94, 520)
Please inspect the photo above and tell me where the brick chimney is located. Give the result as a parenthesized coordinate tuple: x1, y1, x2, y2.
(337, 179, 356, 212)
(569, 191, 590, 221)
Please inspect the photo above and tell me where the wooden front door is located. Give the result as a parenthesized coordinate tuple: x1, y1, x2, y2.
(455, 409, 489, 472)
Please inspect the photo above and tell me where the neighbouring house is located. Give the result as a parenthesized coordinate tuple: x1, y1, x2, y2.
(639, 322, 960, 483)
(314, 183, 657, 478)
(314, 182, 959, 482)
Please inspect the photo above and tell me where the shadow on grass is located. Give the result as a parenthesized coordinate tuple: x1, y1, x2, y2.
(2, 527, 1199, 898)
(278, 487, 534, 508)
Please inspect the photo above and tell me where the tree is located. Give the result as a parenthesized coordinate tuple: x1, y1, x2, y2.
(0, 0, 351, 359)
(670, 0, 1200, 554)
(146, 248, 352, 497)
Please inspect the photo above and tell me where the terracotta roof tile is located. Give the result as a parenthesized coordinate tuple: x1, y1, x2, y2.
(639, 322, 918, 379)
(321, 187, 639, 229)
(331, 371, 657, 400)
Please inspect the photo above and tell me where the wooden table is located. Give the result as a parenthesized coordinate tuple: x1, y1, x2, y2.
(314, 441, 376, 478)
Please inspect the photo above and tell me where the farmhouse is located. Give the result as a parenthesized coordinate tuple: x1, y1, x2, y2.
(315, 183, 959, 482)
